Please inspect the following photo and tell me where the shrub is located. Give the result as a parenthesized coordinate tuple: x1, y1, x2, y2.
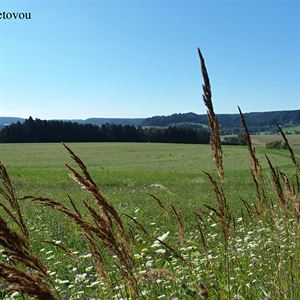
(265, 140, 287, 149)
(222, 135, 245, 145)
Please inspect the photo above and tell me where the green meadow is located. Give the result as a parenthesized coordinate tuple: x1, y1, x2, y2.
(0, 142, 297, 215)
(0, 142, 300, 299)
(0, 142, 298, 242)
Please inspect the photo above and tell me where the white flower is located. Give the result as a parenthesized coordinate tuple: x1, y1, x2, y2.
(146, 260, 153, 267)
(85, 266, 93, 272)
(90, 280, 101, 287)
(151, 242, 160, 248)
(157, 231, 169, 241)
(81, 253, 92, 259)
(75, 273, 87, 283)
(10, 292, 20, 299)
(155, 248, 166, 254)
(57, 279, 69, 284)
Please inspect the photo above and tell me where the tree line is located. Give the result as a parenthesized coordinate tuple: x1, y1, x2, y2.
(142, 110, 300, 134)
(0, 117, 210, 144)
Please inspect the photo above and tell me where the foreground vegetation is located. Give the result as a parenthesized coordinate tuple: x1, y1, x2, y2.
(0, 50, 300, 299)
(0, 142, 299, 299)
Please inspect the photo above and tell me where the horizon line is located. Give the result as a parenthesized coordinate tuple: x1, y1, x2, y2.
(1, 108, 300, 120)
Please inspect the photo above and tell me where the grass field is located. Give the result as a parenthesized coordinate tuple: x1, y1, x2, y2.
(0, 142, 300, 299)
(282, 125, 300, 134)
(250, 134, 300, 149)
(0, 142, 297, 216)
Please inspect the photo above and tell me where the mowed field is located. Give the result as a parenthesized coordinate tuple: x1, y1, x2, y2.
(251, 134, 300, 149)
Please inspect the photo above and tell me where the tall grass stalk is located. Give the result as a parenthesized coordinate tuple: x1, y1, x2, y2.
(0, 50, 299, 299)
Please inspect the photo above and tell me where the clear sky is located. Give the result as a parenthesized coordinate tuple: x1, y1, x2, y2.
(0, 0, 299, 119)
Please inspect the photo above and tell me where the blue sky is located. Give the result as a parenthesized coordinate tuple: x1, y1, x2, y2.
(0, 0, 299, 119)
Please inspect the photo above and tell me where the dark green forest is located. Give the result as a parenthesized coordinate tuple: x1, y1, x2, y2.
(142, 110, 300, 134)
(0, 117, 210, 144)
(1, 109, 299, 135)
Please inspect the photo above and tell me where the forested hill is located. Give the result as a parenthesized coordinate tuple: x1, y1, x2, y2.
(0, 117, 144, 128)
(1, 109, 299, 134)
(142, 110, 300, 134)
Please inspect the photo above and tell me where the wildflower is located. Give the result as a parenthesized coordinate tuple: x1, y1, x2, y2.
(58, 279, 70, 284)
(81, 253, 92, 259)
(75, 273, 87, 283)
(10, 292, 20, 299)
(158, 231, 169, 241)
(155, 249, 166, 254)
(151, 242, 160, 248)
(89, 280, 101, 287)
(146, 260, 153, 267)
(134, 254, 142, 260)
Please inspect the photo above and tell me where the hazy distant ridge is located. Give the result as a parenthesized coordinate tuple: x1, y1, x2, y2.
(70, 118, 145, 126)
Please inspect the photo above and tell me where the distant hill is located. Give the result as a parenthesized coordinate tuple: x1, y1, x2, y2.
(0, 117, 25, 130)
(0, 117, 25, 126)
(70, 118, 145, 126)
(1, 109, 299, 134)
(0, 117, 145, 129)
(142, 110, 300, 134)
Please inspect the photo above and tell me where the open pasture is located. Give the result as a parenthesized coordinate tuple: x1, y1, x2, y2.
(251, 134, 300, 149)
(0, 142, 296, 216)
(0, 142, 297, 242)
(0, 142, 299, 299)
